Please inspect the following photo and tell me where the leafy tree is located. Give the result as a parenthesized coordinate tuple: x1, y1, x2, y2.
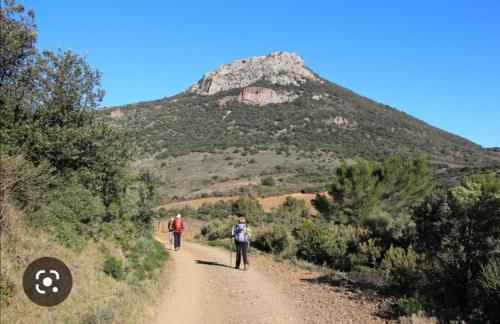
(274, 196, 308, 226)
(0, 0, 37, 155)
(328, 158, 383, 218)
(231, 197, 265, 224)
(1, 1, 128, 210)
(27, 49, 105, 169)
(135, 169, 159, 227)
(1, 0, 143, 243)
(413, 173, 500, 320)
(315, 156, 433, 242)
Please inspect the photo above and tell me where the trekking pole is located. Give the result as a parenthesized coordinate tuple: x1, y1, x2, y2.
(229, 238, 233, 268)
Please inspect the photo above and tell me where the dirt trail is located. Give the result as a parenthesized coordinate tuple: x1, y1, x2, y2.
(151, 220, 393, 323)
(152, 239, 300, 324)
(156, 192, 318, 214)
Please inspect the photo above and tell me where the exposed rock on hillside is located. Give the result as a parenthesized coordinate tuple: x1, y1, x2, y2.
(189, 52, 319, 95)
(324, 116, 359, 129)
(218, 87, 299, 107)
(109, 110, 124, 118)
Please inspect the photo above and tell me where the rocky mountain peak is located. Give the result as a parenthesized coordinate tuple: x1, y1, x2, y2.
(188, 52, 320, 95)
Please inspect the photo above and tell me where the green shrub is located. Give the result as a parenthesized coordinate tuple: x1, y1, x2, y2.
(253, 226, 296, 256)
(123, 236, 168, 281)
(197, 201, 232, 220)
(293, 219, 370, 271)
(30, 182, 105, 249)
(0, 276, 14, 307)
(357, 238, 382, 268)
(81, 304, 118, 324)
(103, 256, 124, 280)
(479, 257, 500, 321)
(398, 297, 424, 316)
(413, 173, 500, 319)
(200, 217, 235, 240)
(231, 198, 265, 224)
(352, 265, 374, 274)
(261, 177, 275, 186)
(480, 257, 500, 294)
(381, 245, 421, 292)
(293, 219, 330, 266)
(362, 210, 393, 239)
(274, 197, 309, 226)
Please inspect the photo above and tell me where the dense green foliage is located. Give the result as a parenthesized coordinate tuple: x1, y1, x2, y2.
(29, 182, 105, 249)
(413, 173, 500, 321)
(294, 220, 372, 270)
(314, 156, 433, 246)
(380, 245, 421, 293)
(274, 196, 310, 225)
(0, 0, 160, 240)
(103, 256, 124, 280)
(0, 2, 167, 321)
(192, 157, 499, 322)
(231, 197, 267, 223)
(253, 225, 296, 256)
(121, 237, 168, 281)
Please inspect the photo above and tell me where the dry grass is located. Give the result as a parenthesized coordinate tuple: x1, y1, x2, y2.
(258, 193, 317, 214)
(135, 149, 337, 200)
(398, 313, 438, 324)
(0, 204, 166, 324)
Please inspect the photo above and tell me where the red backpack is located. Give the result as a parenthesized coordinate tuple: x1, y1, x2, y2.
(173, 218, 183, 231)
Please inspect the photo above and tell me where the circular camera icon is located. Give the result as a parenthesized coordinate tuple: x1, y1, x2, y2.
(23, 257, 72, 307)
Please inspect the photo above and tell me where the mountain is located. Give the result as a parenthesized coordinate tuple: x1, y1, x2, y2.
(105, 52, 498, 199)
(189, 52, 319, 96)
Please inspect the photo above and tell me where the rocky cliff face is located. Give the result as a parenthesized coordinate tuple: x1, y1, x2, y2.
(188, 52, 319, 96)
(218, 87, 299, 107)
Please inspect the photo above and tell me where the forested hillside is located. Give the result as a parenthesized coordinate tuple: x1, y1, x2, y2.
(110, 80, 493, 165)
(104, 55, 498, 200)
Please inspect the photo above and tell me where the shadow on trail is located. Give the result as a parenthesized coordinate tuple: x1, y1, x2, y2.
(195, 260, 233, 269)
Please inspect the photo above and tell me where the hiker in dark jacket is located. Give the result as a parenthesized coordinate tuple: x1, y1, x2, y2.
(167, 217, 174, 247)
(232, 217, 251, 270)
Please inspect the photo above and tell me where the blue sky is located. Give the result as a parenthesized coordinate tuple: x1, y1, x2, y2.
(23, 0, 499, 147)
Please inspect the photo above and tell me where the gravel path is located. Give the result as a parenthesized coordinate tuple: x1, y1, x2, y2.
(152, 241, 300, 324)
(152, 234, 393, 324)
